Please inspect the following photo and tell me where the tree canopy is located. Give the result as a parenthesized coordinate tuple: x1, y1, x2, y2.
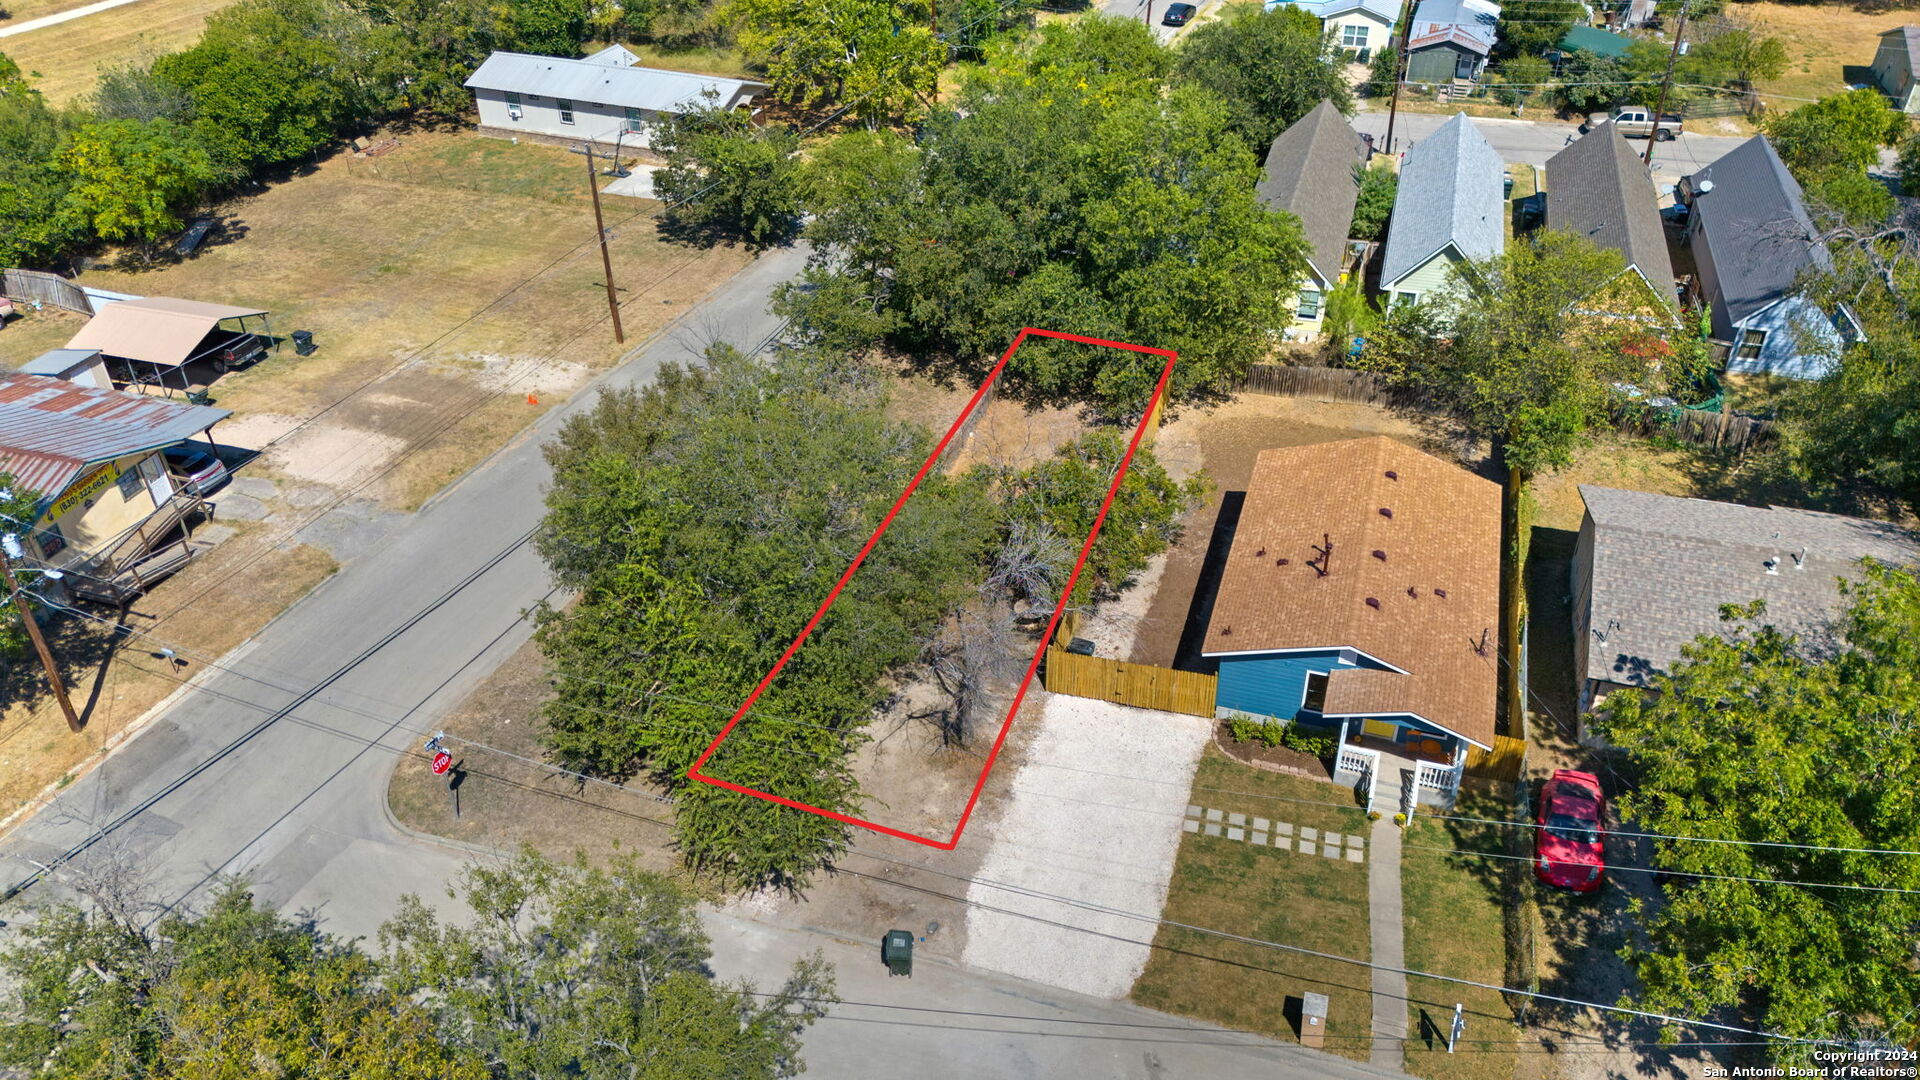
(58, 119, 216, 246)
(1596, 563, 1920, 1055)
(1764, 88, 1908, 180)
(1494, 0, 1583, 61)
(727, 0, 946, 128)
(1169, 2, 1351, 152)
(653, 94, 804, 250)
(788, 17, 1309, 415)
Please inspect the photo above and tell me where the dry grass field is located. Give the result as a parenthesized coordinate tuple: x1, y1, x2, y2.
(1741, 0, 1894, 109)
(0, 0, 237, 104)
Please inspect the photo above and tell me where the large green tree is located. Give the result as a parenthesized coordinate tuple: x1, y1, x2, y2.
(790, 17, 1308, 415)
(380, 849, 835, 1078)
(347, 0, 501, 115)
(1494, 0, 1582, 61)
(0, 53, 84, 266)
(0, 883, 487, 1078)
(154, 0, 373, 174)
(1597, 564, 1920, 1055)
(58, 119, 216, 247)
(726, 0, 944, 128)
(534, 345, 995, 888)
(1764, 88, 1908, 180)
(1170, 2, 1351, 152)
(652, 95, 803, 250)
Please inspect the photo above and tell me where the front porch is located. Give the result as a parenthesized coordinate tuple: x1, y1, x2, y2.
(1330, 720, 1465, 818)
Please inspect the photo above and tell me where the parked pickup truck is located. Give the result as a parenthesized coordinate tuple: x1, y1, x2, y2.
(1607, 107, 1683, 141)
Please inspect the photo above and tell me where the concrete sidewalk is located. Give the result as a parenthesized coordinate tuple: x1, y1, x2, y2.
(1367, 815, 1409, 1071)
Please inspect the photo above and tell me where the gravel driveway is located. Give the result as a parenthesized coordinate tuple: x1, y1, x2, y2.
(961, 694, 1212, 998)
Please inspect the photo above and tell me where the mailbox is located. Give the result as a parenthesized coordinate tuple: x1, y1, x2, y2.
(882, 930, 914, 977)
(1299, 991, 1329, 1048)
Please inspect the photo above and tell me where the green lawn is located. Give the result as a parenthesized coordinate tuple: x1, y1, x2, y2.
(1132, 747, 1377, 1062)
(1399, 791, 1525, 1080)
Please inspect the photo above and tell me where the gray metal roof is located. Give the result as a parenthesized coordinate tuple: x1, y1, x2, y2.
(1880, 25, 1920, 76)
(1256, 101, 1368, 288)
(19, 349, 102, 377)
(1578, 484, 1920, 687)
(1545, 122, 1676, 307)
(0, 373, 230, 502)
(464, 51, 769, 114)
(1681, 135, 1832, 336)
(1380, 113, 1506, 288)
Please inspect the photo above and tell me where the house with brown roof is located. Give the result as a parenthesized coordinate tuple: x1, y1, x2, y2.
(1202, 436, 1500, 807)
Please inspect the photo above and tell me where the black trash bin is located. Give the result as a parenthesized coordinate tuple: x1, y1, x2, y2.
(882, 930, 914, 977)
(292, 330, 317, 356)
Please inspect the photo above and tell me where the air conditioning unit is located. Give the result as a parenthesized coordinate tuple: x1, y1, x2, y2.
(508, 106, 523, 121)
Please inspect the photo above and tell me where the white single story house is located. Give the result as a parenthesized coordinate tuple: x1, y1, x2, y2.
(1266, 0, 1405, 62)
(463, 48, 770, 151)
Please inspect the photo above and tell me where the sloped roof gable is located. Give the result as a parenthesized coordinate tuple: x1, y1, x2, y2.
(1256, 101, 1369, 288)
(1682, 135, 1832, 332)
(1545, 122, 1677, 307)
(1380, 113, 1506, 288)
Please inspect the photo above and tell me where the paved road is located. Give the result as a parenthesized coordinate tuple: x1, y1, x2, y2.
(0, 242, 1413, 1080)
(1096, 0, 1221, 44)
(1351, 108, 1748, 187)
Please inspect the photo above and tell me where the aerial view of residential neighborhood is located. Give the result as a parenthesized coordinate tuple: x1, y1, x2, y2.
(0, 0, 1915, 1072)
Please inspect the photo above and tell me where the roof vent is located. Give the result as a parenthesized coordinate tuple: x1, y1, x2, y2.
(1384, 470, 1398, 480)
(1407, 587, 1418, 599)
(1365, 597, 1381, 609)
(1372, 549, 1387, 561)
(1277, 557, 1291, 566)
(1697, 179, 1715, 195)
(1220, 626, 1232, 636)
(1378, 507, 1394, 519)
(1764, 556, 1779, 575)
(1255, 547, 1266, 557)
(1434, 587, 1448, 599)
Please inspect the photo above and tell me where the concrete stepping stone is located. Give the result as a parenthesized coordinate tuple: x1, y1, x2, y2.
(1227, 827, 1244, 841)
(1252, 831, 1268, 846)
(1346, 835, 1364, 850)
(1204, 823, 1222, 837)
(1300, 827, 1318, 842)
(1253, 817, 1270, 831)
(1297, 842, 1316, 856)
(1347, 847, 1364, 863)
(1228, 812, 1246, 827)
(1324, 832, 1342, 848)
(1321, 843, 1342, 859)
(1186, 805, 1202, 818)
(1276, 822, 1294, 836)
(1182, 819, 1199, 833)
(1206, 808, 1223, 822)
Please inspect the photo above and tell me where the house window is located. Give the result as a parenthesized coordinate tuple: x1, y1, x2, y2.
(1302, 672, 1330, 714)
(557, 98, 575, 125)
(1736, 328, 1767, 361)
(1296, 288, 1323, 319)
(116, 467, 142, 501)
(1394, 290, 1419, 308)
(625, 106, 644, 132)
(505, 91, 523, 121)
(1341, 23, 1368, 48)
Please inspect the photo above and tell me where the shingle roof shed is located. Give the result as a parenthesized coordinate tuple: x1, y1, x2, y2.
(1256, 101, 1369, 289)
(1578, 485, 1920, 687)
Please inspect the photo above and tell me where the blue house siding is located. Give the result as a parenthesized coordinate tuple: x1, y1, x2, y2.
(1726, 296, 1845, 380)
(1216, 649, 1387, 721)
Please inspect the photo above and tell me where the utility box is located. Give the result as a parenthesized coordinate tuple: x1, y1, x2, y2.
(1299, 992, 1329, 1048)
(882, 930, 914, 977)
(1064, 637, 1096, 656)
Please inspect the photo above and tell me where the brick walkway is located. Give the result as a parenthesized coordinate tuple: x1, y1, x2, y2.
(1181, 806, 1366, 863)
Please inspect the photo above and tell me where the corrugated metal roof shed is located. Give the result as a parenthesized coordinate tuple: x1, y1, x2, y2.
(19, 350, 102, 377)
(463, 52, 769, 114)
(0, 374, 231, 502)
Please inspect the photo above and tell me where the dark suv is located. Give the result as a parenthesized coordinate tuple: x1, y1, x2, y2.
(1162, 2, 1196, 24)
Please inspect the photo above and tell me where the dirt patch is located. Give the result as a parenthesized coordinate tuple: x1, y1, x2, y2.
(886, 372, 1090, 474)
(263, 425, 409, 489)
(1129, 394, 1478, 668)
(1211, 725, 1337, 783)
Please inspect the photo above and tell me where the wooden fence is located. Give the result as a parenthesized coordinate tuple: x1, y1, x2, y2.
(1243, 364, 1776, 454)
(1042, 646, 1219, 717)
(2, 269, 92, 315)
(1464, 735, 1526, 783)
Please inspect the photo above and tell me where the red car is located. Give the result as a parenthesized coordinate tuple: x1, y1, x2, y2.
(1535, 769, 1607, 893)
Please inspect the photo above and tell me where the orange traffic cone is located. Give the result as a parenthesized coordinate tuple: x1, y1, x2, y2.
(527, 392, 539, 405)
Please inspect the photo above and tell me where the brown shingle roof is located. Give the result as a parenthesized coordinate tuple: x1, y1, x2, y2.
(1201, 437, 1501, 747)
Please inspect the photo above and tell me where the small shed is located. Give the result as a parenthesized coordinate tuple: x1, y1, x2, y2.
(1873, 26, 1920, 112)
(19, 349, 109, 389)
(65, 297, 272, 391)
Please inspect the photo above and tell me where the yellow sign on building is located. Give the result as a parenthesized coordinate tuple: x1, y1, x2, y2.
(47, 461, 121, 521)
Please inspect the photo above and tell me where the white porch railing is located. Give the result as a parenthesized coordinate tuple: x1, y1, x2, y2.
(1404, 759, 1461, 822)
(1336, 745, 1381, 815)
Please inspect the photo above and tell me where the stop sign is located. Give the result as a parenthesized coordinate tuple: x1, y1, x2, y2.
(431, 751, 452, 775)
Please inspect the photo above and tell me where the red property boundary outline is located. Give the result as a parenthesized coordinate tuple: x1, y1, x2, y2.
(687, 328, 1180, 850)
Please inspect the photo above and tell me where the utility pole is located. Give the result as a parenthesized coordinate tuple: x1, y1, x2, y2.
(0, 545, 79, 733)
(1644, 0, 1689, 169)
(583, 142, 625, 345)
(1383, 18, 1411, 156)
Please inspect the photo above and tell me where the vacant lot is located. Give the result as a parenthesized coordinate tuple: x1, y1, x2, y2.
(1132, 749, 1376, 1062)
(1, 0, 237, 104)
(1743, 0, 1889, 110)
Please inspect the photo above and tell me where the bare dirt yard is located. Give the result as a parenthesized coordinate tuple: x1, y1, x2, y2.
(0, 128, 757, 834)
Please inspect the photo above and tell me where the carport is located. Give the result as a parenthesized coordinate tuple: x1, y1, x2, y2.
(65, 297, 274, 394)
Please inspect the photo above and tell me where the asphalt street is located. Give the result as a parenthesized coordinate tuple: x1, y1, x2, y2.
(0, 241, 1414, 1079)
(1351, 107, 1749, 188)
